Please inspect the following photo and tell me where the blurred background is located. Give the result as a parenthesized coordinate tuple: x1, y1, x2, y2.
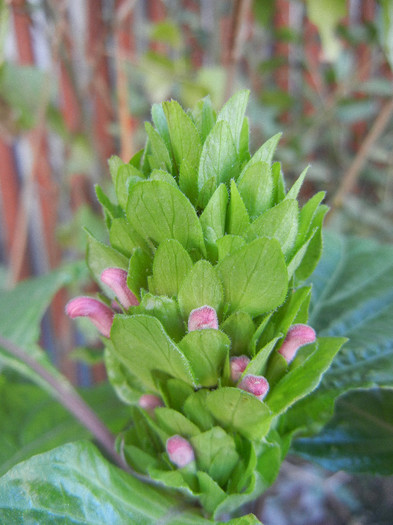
(0, 1, 392, 523)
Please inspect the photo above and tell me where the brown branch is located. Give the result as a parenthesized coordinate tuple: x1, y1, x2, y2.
(0, 334, 129, 471)
(225, 0, 252, 100)
(328, 97, 393, 219)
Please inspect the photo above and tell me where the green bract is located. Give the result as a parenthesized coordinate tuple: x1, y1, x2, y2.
(88, 90, 346, 518)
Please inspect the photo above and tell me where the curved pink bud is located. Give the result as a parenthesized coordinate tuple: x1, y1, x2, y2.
(278, 324, 316, 363)
(100, 268, 139, 309)
(65, 296, 114, 338)
(230, 355, 250, 382)
(239, 374, 269, 400)
(138, 394, 164, 411)
(188, 305, 218, 331)
(166, 435, 195, 468)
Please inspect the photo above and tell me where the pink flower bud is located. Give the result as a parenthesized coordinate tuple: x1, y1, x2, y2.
(65, 296, 114, 337)
(278, 324, 316, 363)
(138, 394, 164, 411)
(166, 435, 195, 468)
(230, 355, 250, 382)
(238, 374, 269, 400)
(100, 268, 139, 309)
(188, 305, 218, 331)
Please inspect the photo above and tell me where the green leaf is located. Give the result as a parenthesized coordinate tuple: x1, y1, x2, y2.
(104, 347, 144, 405)
(227, 180, 250, 235)
(95, 185, 123, 225)
(216, 235, 246, 261)
(145, 121, 172, 172)
(191, 427, 239, 486)
(127, 248, 152, 300)
(217, 238, 288, 317)
(179, 158, 198, 204)
(296, 191, 326, 248)
(285, 166, 309, 201)
(184, 390, 215, 432)
(198, 121, 239, 207)
(115, 165, 145, 209)
(155, 408, 200, 437)
(216, 89, 250, 150)
(191, 96, 216, 142)
(241, 133, 281, 173)
(111, 315, 195, 391)
(244, 337, 282, 378)
(271, 162, 286, 204)
(199, 184, 229, 262)
(238, 162, 273, 220)
(179, 330, 230, 386)
(239, 117, 250, 164)
(0, 379, 129, 476)
(0, 441, 210, 524)
(220, 514, 263, 525)
(206, 387, 272, 440)
(135, 294, 185, 342)
(127, 180, 206, 256)
(309, 233, 393, 391)
(221, 311, 255, 356)
(266, 337, 346, 415)
(86, 232, 128, 295)
(149, 168, 177, 186)
(293, 388, 393, 475)
(178, 260, 223, 317)
(197, 472, 227, 515)
(380, 0, 393, 69)
(162, 100, 201, 174)
(152, 239, 193, 297)
(246, 199, 298, 257)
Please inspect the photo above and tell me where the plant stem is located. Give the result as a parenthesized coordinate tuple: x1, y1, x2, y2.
(0, 334, 129, 471)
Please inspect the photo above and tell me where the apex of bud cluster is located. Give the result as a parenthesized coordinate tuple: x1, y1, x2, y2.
(138, 394, 164, 411)
(188, 305, 218, 332)
(230, 355, 250, 382)
(100, 268, 139, 309)
(166, 435, 195, 468)
(65, 297, 114, 338)
(238, 374, 269, 400)
(278, 324, 316, 363)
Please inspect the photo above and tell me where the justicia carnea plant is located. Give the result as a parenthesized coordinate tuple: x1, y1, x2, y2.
(66, 90, 346, 519)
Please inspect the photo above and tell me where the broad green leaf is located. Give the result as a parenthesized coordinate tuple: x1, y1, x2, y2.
(155, 408, 200, 437)
(178, 260, 223, 317)
(217, 238, 288, 317)
(271, 161, 286, 204)
(238, 162, 273, 219)
(294, 205, 328, 282)
(127, 180, 205, 256)
(216, 235, 245, 261)
(134, 294, 185, 342)
(221, 311, 255, 356)
(221, 514, 263, 525)
(296, 191, 326, 248)
(197, 472, 227, 515)
(179, 330, 230, 386)
(191, 427, 239, 486)
(199, 184, 228, 262)
(145, 121, 172, 172)
(114, 164, 144, 209)
(191, 96, 216, 142)
(109, 218, 136, 257)
(184, 390, 215, 432)
(0, 441, 210, 524)
(95, 185, 123, 225)
(244, 337, 282, 378)
(157, 377, 194, 412)
(179, 158, 198, 204)
(266, 337, 346, 415)
(104, 347, 144, 405)
(151, 102, 171, 151)
(110, 315, 195, 390)
(198, 121, 239, 207)
(309, 233, 393, 392)
(152, 239, 193, 297)
(241, 132, 281, 174)
(127, 248, 152, 300)
(108, 155, 123, 184)
(206, 387, 272, 440)
(287, 235, 313, 279)
(149, 168, 177, 186)
(293, 388, 393, 474)
(86, 232, 128, 295)
(216, 89, 249, 150)
(0, 379, 129, 476)
(163, 100, 201, 174)
(246, 199, 298, 257)
(227, 180, 250, 235)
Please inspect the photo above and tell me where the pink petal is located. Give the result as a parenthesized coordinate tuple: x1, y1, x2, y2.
(238, 374, 269, 400)
(100, 268, 139, 309)
(166, 435, 195, 468)
(138, 394, 164, 411)
(230, 355, 250, 382)
(278, 324, 316, 363)
(65, 296, 114, 338)
(188, 305, 218, 331)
